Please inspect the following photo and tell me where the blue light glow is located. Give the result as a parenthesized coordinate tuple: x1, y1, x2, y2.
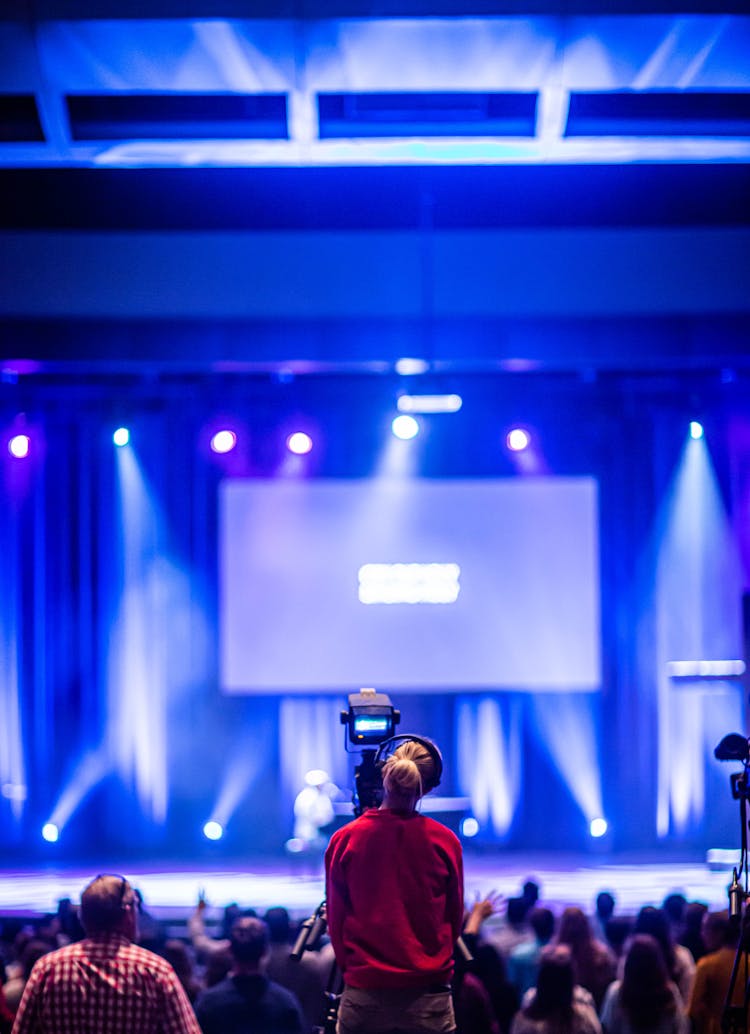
(287, 432, 313, 455)
(461, 817, 480, 838)
(203, 820, 224, 841)
(590, 817, 608, 838)
(113, 427, 130, 447)
(397, 394, 462, 414)
(653, 433, 745, 838)
(690, 421, 704, 440)
(507, 428, 531, 452)
(42, 822, 59, 843)
(8, 435, 30, 459)
(211, 430, 237, 454)
(457, 697, 521, 836)
(391, 415, 419, 440)
(395, 358, 429, 376)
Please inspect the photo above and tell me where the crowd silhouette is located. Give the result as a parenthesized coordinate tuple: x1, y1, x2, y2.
(0, 876, 741, 1034)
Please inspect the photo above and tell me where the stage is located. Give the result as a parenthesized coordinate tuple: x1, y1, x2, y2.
(0, 852, 738, 924)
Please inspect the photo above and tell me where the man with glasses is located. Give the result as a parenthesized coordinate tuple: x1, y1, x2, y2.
(12, 874, 202, 1034)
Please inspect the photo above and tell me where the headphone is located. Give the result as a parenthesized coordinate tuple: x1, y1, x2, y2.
(373, 734, 443, 795)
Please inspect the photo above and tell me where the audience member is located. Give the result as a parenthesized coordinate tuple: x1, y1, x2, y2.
(508, 908, 556, 997)
(511, 945, 601, 1034)
(0, 985, 12, 1034)
(522, 882, 541, 913)
(629, 906, 695, 1005)
(603, 917, 633, 961)
(453, 914, 501, 1034)
(162, 939, 203, 1003)
(11, 874, 201, 1034)
(54, 898, 84, 945)
(662, 894, 688, 944)
(556, 906, 616, 1011)
(3, 941, 51, 1013)
(135, 888, 166, 954)
(203, 947, 233, 988)
(592, 893, 616, 941)
(688, 910, 742, 1034)
(263, 905, 332, 1032)
(188, 898, 230, 959)
(193, 916, 304, 1034)
(463, 893, 520, 1034)
(681, 902, 709, 963)
(600, 934, 688, 1034)
(491, 898, 535, 960)
(454, 968, 501, 1034)
(188, 898, 256, 960)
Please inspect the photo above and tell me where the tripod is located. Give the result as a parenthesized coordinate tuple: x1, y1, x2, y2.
(721, 769, 750, 1034)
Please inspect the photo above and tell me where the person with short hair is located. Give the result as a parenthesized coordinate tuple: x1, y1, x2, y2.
(193, 917, 304, 1034)
(11, 874, 202, 1034)
(325, 738, 464, 1034)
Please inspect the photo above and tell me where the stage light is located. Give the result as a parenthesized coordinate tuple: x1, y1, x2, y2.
(287, 432, 313, 455)
(507, 428, 530, 452)
(690, 421, 704, 440)
(8, 434, 30, 459)
(590, 817, 608, 838)
(203, 820, 224, 841)
(42, 822, 59, 843)
(397, 394, 462, 414)
(113, 427, 130, 447)
(211, 430, 237, 455)
(395, 358, 429, 376)
(461, 817, 480, 838)
(391, 415, 419, 440)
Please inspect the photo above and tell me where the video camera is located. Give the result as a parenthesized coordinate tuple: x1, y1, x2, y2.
(341, 688, 400, 815)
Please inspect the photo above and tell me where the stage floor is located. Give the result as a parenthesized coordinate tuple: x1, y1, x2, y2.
(0, 851, 737, 920)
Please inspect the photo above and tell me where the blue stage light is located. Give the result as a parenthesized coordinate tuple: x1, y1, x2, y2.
(461, 817, 480, 838)
(42, 822, 59, 843)
(507, 428, 530, 452)
(203, 820, 224, 841)
(211, 430, 237, 454)
(287, 432, 313, 455)
(590, 817, 608, 838)
(690, 421, 704, 440)
(8, 434, 30, 459)
(391, 415, 419, 440)
(113, 427, 130, 447)
(395, 358, 429, 376)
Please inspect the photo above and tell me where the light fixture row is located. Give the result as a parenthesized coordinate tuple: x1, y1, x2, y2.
(6, 420, 708, 461)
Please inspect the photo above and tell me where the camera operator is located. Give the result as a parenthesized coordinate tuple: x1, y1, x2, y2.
(324, 738, 463, 1034)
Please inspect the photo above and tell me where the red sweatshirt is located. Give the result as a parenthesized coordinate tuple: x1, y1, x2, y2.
(324, 807, 464, 990)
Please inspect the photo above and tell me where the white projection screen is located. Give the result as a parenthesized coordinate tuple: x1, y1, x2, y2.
(220, 477, 601, 693)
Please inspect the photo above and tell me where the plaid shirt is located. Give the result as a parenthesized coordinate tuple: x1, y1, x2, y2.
(11, 934, 202, 1034)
